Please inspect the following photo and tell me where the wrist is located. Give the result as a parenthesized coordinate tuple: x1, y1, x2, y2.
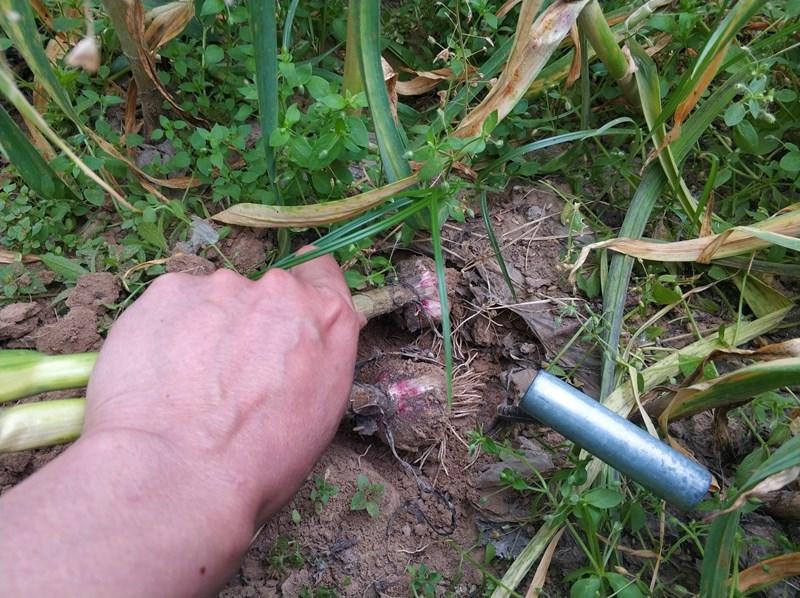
(72, 429, 256, 583)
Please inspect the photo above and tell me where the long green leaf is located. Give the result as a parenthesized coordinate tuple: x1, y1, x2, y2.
(480, 189, 517, 301)
(663, 357, 800, 422)
(0, 104, 75, 200)
(700, 435, 800, 596)
(485, 117, 635, 171)
(599, 72, 747, 399)
(700, 509, 742, 598)
(630, 40, 698, 225)
(250, 0, 280, 200)
(281, 0, 302, 52)
(274, 191, 437, 270)
(353, 0, 410, 182)
(430, 197, 453, 405)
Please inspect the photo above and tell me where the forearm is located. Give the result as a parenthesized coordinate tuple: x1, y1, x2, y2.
(0, 431, 253, 598)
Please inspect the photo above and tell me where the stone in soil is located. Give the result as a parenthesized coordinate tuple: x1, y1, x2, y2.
(166, 253, 216, 276)
(34, 306, 100, 354)
(0, 303, 41, 341)
(65, 273, 121, 314)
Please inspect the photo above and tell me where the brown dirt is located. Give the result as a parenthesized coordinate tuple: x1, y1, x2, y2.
(214, 226, 272, 274)
(2, 182, 798, 596)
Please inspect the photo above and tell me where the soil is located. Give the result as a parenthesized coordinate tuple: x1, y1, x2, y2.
(2, 182, 799, 597)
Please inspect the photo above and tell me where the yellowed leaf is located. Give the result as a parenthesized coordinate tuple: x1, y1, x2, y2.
(498, 0, 524, 19)
(395, 66, 476, 96)
(570, 209, 800, 281)
(0, 249, 39, 264)
(211, 176, 419, 228)
(711, 467, 800, 520)
(455, 0, 590, 138)
(144, 0, 194, 52)
(734, 553, 800, 594)
(566, 23, 581, 88)
(525, 528, 564, 597)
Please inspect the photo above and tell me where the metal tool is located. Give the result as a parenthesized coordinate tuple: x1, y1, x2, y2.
(513, 371, 712, 510)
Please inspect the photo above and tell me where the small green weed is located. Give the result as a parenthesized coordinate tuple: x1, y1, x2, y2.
(310, 474, 339, 514)
(349, 474, 384, 518)
(267, 536, 304, 576)
(298, 586, 337, 598)
(407, 563, 443, 598)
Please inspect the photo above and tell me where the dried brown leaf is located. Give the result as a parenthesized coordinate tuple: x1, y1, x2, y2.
(455, 0, 587, 138)
(211, 176, 419, 228)
(144, 0, 194, 52)
(497, 0, 524, 19)
(711, 467, 800, 520)
(571, 209, 800, 281)
(126, 0, 208, 127)
(735, 553, 800, 594)
(0, 249, 39, 264)
(525, 528, 564, 597)
(566, 24, 581, 88)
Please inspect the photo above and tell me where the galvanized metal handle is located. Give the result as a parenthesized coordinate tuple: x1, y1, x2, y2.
(520, 371, 711, 510)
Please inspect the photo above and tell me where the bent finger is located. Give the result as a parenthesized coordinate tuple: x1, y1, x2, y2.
(289, 246, 352, 305)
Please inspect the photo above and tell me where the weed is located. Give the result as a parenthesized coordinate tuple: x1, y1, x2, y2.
(298, 586, 337, 598)
(267, 536, 304, 576)
(349, 474, 384, 518)
(309, 474, 339, 514)
(407, 563, 443, 598)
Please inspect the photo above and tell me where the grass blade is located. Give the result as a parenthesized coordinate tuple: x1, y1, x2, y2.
(281, 0, 301, 52)
(485, 117, 635, 171)
(480, 189, 517, 301)
(430, 200, 453, 405)
(353, 0, 410, 181)
(0, 104, 75, 200)
(250, 0, 280, 199)
(630, 40, 698, 225)
(598, 72, 747, 398)
(700, 510, 742, 598)
(274, 191, 437, 270)
(655, 0, 764, 131)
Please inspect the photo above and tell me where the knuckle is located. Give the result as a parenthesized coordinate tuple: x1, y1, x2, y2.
(210, 267, 242, 284)
(148, 272, 188, 293)
(261, 267, 294, 289)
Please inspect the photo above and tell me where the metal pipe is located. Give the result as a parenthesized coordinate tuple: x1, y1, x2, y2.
(520, 371, 711, 510)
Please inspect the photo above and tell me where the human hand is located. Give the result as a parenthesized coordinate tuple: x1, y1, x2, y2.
(0, 250, 363, 597)
(85, 249, 363, 524)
